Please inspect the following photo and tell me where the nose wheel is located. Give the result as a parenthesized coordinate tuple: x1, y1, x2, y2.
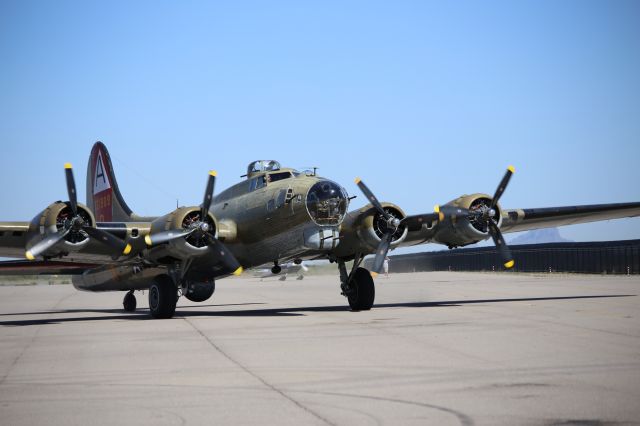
(123, 290, 137, 312)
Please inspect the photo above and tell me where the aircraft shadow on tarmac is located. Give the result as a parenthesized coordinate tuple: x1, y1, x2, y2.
(0, 294, 635, 327)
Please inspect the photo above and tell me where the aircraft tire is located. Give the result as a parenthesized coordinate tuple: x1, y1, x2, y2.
(185, 281, 215, 303)
(149, 275, 177, 319)
(347, 267, 375, 311)
(123, 291, 136, 312)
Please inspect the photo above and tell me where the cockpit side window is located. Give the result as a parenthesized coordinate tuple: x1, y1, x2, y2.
(249, 176, 266, 191)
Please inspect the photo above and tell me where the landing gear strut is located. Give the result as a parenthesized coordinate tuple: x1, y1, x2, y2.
(123, 290, 136, 312)
(337, 255, 375, 311)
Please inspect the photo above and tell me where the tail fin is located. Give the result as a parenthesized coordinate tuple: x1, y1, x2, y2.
(86, 142, 135, 222)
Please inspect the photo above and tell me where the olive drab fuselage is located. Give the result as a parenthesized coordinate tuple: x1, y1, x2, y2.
(212, 162, 349, 269)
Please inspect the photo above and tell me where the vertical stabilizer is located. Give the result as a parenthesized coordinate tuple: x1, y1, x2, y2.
(86, 142, 135, 222)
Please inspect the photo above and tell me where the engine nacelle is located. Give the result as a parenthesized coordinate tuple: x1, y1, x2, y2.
(432, 193, 503, 248)
(146, 207, 218, 261)
(26, 202, 95, 257)
(334, 202, 408, 258)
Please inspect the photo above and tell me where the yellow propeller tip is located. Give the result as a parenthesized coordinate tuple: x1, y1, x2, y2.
(64, 162, 73, 169)
(209, 170, 217, 177)
(25, 251, 35, 260)
(507, 165, 515, 173)
(144, 235, 152, 246)
(233, 266, 243, 276)
(438, 212, 445, 222)
(434, 205, 440, 213)
(371, 272, 378, 278)
(354, 177, 361, 184)
(504, 260, 515, 269)
(122, 244, 132, 255)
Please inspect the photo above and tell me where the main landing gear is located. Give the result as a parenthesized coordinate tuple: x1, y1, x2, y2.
(121, 274, 187, 318)
(337, 255, 375, 311)
(148, 275, 177, 319)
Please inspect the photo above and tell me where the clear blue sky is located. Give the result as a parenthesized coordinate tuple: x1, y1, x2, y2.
(1, 1, 639, 254)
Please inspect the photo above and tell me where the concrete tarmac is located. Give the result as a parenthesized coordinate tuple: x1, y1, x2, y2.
(1, 271, 639, 425)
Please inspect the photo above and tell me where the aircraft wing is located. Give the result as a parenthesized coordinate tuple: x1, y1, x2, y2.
(0, 260, 98, 275)
(0, 222, 100, 275)
(0, 222, 31, 259)
(500, 202, 640, 233)
(0, 220, 149, 265)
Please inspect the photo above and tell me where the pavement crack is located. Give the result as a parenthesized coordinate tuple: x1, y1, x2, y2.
(0, 291, 76, 386)
(292, 390, 474, 426)
(183, 318, 336, 426)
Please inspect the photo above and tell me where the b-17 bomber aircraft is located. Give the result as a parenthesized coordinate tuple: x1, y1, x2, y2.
(1, 142, 639, 318)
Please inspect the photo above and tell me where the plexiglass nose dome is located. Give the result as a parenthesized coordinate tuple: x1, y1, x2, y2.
(305, 180, 349, 226)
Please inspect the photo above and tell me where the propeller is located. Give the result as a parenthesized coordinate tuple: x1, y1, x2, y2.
(145, 171, 243, 276)
(434, 166, 516, 269)
(485, 166, 515, 268)
(26, 163, 132, 260)
(354, 178, 441, 274)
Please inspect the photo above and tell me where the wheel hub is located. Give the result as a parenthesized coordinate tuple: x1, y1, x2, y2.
(149, 286, 159, 310)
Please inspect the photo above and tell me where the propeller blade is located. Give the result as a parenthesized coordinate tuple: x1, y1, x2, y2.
(201, 171, 216, 219)
(371, 232, 393, 273)
(25, 228, 70, 260)
(204, 233, 243, 275)
(144, 228, 197, 247)
(64, 163, 78, 216)
(490, 166, 515, 209)
(83, 226, 132, 255)
(354, 178, 390, 219)
(401, 213, 440, 231)
(487, 219, 514, 269)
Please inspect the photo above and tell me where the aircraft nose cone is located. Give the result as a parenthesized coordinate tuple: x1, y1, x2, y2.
(306, 180, 349, 226)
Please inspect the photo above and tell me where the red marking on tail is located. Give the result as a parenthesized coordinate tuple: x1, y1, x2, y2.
(90, 145, 113, 221)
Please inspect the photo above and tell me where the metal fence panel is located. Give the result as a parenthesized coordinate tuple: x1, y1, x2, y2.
(374, 240, 640, 274)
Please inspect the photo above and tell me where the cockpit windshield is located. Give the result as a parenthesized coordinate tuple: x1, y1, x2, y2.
(306, 180, 349, 226)
(247, 160, 281, 177)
